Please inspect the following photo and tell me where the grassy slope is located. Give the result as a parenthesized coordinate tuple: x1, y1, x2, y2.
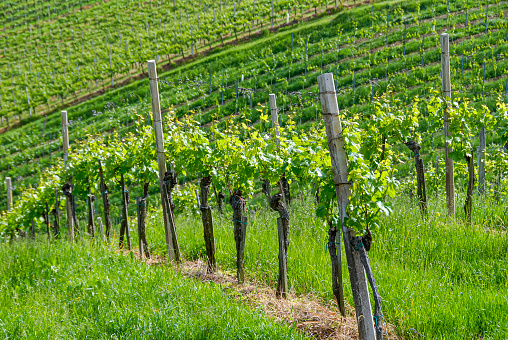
(133, 193, 508, 340)
(0, 240, 304, 339)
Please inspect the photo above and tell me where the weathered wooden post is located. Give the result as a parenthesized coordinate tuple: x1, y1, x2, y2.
(269, 94, 280, 141)
(477, 127, 486, 194)
(97, 217, 105, 243)
(147, 60, 180, 262)
(269, 94, 290, 205)
(317, 73, 376, 339)
(5, 177, 12, 211)
(441, 33, 455, 217)
(61, 110, 74, 241)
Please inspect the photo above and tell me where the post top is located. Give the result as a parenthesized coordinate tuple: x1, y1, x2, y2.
(317, 73, 336, 92)
(147, 60, 157, 78)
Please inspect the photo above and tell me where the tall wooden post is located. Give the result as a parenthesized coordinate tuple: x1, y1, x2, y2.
(317, 73, 376, 340)
(5, 177, 12, 211)
(269, 94, 290, 206)
(269, 94, 280, 140)
(147, 60, 180, 261)
(477, 126, 486, 194)
(62, 110, 74, 241)
(441, 33, 455, 217)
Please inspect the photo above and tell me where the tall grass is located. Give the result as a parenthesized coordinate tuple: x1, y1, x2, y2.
(0, 240, 304, 339)
(139, 192, 508, 339)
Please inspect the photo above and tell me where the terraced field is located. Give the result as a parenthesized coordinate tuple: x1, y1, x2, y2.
(2, 0, 508, 209)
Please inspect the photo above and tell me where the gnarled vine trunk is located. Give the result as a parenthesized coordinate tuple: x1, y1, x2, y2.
(464, 152, 475, 221)
(62, 180, 78, 236)
(405, 141, 427, 216)
(280, 175, 291, 205)
(137, 182, 150, 259)
(119, 173, 131, 250)
(98, 160, 112, 242)
(327, 222, 345, 316)
(270, 193, 289, 298)
(200, 176, 216, 273)
(162, 167, 181, 262)
(231, 189, 247, 283)
(262, 179, 271, 208)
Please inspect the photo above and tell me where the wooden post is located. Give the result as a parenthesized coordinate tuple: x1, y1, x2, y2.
(147, 60, 180, 261)
(97, 217, 105, 243)
(195, 188, 201, 208)
(269, 94, 280, 141)
(61, 110, 74, 241)
(269, 94, 290, 206)
(477, 126, 486, 194)
(317, 73, 376, 340)
(5, 177, 12, 211)
(441, 33, 455, 217)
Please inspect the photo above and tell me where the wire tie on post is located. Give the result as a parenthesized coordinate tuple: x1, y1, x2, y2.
(233, 219, 247, 225)
(325, 240, 340, 252)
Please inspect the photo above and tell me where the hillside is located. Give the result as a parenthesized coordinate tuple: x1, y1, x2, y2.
(2, 0, 508, 206)
(1, 0, 508, 339)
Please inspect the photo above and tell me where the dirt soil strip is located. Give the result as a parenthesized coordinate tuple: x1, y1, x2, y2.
(119, 249, 403, 339)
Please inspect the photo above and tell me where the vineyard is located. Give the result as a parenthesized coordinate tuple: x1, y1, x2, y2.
(1, 0, 508, 339)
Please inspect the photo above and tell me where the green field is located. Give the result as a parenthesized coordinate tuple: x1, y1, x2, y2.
(0, 240, 304, 339)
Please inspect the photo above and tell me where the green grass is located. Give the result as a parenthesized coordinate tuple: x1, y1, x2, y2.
(0, 240, 304, 339)
(135, 191, 508, 339)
